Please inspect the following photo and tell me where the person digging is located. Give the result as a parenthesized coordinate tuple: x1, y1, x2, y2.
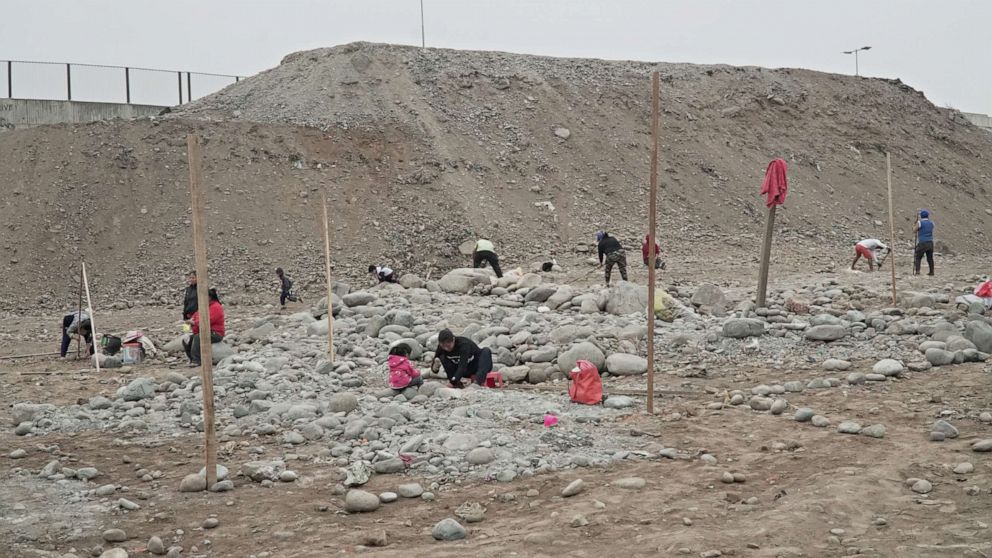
(430, 329, 493, 388)
(851, 238, 890, 272)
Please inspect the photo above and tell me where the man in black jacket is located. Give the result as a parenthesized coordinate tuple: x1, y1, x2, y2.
(431, 329, 493, 387)
(182, 271, 198, 320)
(596, 231, 628, 285)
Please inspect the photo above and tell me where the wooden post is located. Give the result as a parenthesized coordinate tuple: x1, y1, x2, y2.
(187, 133, 217, 488)
(321, 195, 335, 363)
(886, 152, 897, 305)
(646, 71, 660, 414)
(81, 262, 100, 374)
(76, 266, 84, 358)
(756, 206, 777, 307)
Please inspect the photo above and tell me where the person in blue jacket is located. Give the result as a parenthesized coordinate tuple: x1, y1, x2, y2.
(913, 210, 935, 276)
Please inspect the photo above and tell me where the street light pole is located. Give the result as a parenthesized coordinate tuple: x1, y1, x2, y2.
(842, 46, 872, 76)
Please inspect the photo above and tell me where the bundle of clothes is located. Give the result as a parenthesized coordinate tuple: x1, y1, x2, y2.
(955, 279, 992, 314)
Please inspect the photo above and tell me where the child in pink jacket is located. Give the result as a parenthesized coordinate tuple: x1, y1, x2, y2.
(388, 344, 423, 391)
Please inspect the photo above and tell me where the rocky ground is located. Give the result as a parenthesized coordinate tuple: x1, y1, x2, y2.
(2, 257, 991, 557)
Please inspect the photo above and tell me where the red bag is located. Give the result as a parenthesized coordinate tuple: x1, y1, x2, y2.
(976, 281, 992, 298)
(568, 360, 603, 405)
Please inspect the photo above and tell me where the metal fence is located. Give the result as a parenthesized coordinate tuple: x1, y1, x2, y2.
(0, 60, 245, 107)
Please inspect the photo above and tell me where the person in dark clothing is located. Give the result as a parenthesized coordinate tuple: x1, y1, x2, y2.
(275, 267, 302, 308)
(596, 231, 628, 284)
(182, 271, 198, 320)
(913, 209, 935, 276)
(182, 288, 225, 366)
(368, 265, 398, 284)
(65, 316, 94, 356)
(472, 239, 503, 278)
(60, 310, 90, 357)
(431, 328, 493, 387)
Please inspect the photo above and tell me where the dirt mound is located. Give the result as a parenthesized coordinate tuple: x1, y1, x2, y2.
(2, 41, 991, 312)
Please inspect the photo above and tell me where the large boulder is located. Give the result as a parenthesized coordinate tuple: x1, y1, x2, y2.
(945, 335, 977, 352)
(311, 294, 343, 318)
(399, 274, 425, 289)
(804, 324, 848, 342)
(605, 281, 648, 316)
(550, 325, 594, 345)
(545, 286, 575, 310)
(211, 342, 235, 364)
(605, 353, 648, 376)
(691, 283, 726, 309)
(964, 320, 992, 353)
(438, 268, 494, 294)
(524, 285, 557, 303)
(243, 321, 276, 342)
(558, 342, 606, 373)
(342, 291, 376, 307)
(722, 318, 765, 339)
(118, 378, 156, 401)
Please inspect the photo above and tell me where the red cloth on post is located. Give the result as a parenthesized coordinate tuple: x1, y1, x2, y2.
(760, 159, 788, 208)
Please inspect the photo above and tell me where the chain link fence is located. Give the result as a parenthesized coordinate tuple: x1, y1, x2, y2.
(1, 60, 243, 107)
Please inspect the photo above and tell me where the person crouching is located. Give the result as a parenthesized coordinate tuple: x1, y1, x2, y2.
(387, 344, 424, 392)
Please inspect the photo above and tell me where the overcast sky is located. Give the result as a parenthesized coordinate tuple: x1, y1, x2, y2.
(2, 0, 990, 114)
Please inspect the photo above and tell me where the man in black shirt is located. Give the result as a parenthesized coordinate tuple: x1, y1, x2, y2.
(431, 329, 493, 387)
(596, 231, 628, 285)
(182, 271, 198, 320)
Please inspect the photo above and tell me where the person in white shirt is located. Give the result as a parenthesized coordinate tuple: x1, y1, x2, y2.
(472, 239, 503, 278)
(369, 265, 397, 284)
(851, 238, 890, 272)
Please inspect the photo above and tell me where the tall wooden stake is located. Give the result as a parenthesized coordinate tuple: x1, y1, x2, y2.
(886, 152, 897, 305)
(187, 133, 217, 488)
(646, 71, 660, 414)
(76, 266, 84, 358)
(321, 195, 335, 362)
(756, 206, 777, 307)
(81, 262, 100, 373)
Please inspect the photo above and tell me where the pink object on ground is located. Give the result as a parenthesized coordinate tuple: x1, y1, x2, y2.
(544, 414, 559, 428)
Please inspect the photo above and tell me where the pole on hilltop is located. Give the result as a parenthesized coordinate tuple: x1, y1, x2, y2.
(646, 71, 660, 414)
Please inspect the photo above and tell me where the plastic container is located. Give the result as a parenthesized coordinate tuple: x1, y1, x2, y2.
(121, 343, 144, 365)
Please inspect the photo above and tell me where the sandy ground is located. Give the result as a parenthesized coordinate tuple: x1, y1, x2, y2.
(2, 261, 991, 558)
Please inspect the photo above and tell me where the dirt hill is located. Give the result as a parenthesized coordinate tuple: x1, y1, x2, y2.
(2, 42, 991, 312)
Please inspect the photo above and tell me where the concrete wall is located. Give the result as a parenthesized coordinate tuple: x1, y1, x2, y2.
(0, 99, 167, 130)
(963, 112, 992, 133)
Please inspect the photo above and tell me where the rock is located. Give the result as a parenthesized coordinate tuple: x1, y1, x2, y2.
(399, 274, 425, 289)
(846, 372, 866, 385)
(9, 449, 26, 459)
(76, 467, 101, 480)
(691, 283, 727, 308)
(554, 127, 571, 140)
(243, 321, 276, 341)
(117, 498, 140, 511)
(604, 395, 635, 409)
(981, 412, 992, 424)
(328, 392, 359, 414)
(972, 439, 992, 452)
(99, 550, 129, 558)
(804, 325, 848, 342)
(102, 528, 128, 542)
(279, 470, 299, 482)
(379, 492, 398, 503)
(345, 490, 381, 513)
(562, 479, 584, 497)
(557, 342, 606, 373)
(964, 321, 992, 353)
(500, 365, 531, 382)
(613, 477, 646, 490)
(179, 473, 206, 492)
(769, 399, 788, 415)
(546, 285, 575, 310)
(398, 483, 424, 498)
(455, 501, 487, 523)
(210, 480, 234, 492)
(198, 464, 229, 481)
(203, 517, 219, 529)
(911, 479, 933, 494)
(953, 462, 974, 474)
(861, 424, 886, 438)
(925, 348, 955, 366)
(722, 318, 765, 339)
(344, 462, 373, 487)
(14, 422, 32, 436)
(119, 378, 155, 401)
(933, 420, 959, 438)
(465, 447, 496, 465)
(837, 421, 862, 434)
(342, 291, 376, 307)
(945, 335, 978, 352)
(794, 408, 815, 422)
(211, 342, 235, 364)
(605, 281, 648, 316)
(822, 359, 852, 371)
(811, 415, 831, 427)
(524, 285, 557, 303)
(432, 518, 467, 541)
(605, 353, 648, 375)
(748, 397, 773, 411)
(930, 431, 946, 442)
(444, 433, 479, 451)
(438, 268, 492, 294)
(148, 536, 166, 555)
(872, 359, 904, 376)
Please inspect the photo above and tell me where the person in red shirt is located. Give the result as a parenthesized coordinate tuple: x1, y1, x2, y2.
(182, 288, 226, 366)
(641, 234, 666, 270)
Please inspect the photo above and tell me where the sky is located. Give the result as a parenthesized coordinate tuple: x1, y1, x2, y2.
(1, 0, 989, 114)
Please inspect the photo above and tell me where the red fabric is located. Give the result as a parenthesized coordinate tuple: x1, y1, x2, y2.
(641, 235, 660, 262)
(192, 300, 225, 337)
(568, 360, 603, 405)
(976, 280, 992, 298)
(760, 159, 788, 208)
(855, 244, 876, 260)
(387, 354, 422, 389)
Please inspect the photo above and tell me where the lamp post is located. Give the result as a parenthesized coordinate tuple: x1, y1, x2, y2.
(842, 46, 872, 76)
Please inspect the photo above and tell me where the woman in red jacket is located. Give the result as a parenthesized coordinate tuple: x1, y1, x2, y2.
(641, 234, 666, 270)
(183, 288, 226, 366)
